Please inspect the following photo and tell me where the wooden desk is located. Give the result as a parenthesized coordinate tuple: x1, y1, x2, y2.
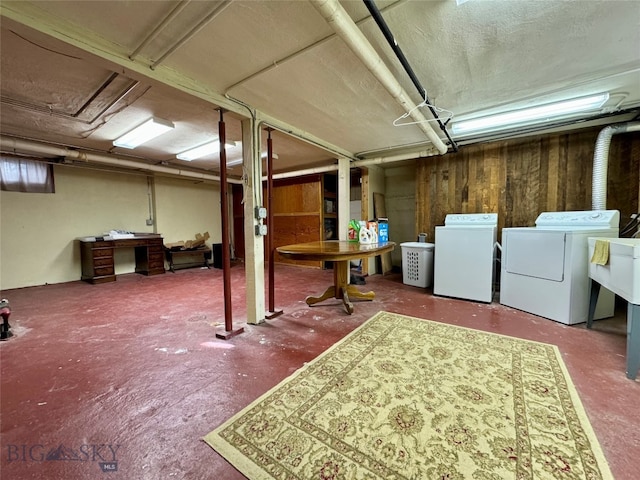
(79, 234, 165, 284)
(276, 240, 396, 314)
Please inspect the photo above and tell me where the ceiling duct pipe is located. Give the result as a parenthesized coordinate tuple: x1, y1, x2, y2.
(362, 0, 457, 152)
(592, 121, 640, 210)
(265, 164, 338, 181)
(0, 135, 242, 184)
(310, 0, 448, 155)
(353, 149, 438, 167)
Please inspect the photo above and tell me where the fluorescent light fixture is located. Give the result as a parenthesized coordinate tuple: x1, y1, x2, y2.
(177, 140, 237, 161)
(113, 117, 174, 149)
(452, 92, 609, 135)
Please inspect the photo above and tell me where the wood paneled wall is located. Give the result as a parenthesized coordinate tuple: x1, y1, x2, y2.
(416, 128, 640, 240)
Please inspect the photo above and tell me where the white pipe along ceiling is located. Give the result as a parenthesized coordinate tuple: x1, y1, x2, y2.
(309, 0, 448, 155)
(0, 136, 245, 184)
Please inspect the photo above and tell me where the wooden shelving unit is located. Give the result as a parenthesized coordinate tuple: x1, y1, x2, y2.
(266, 173, 339, 268)
(229, 173, 342, 266)
(322, 173, 338, 241)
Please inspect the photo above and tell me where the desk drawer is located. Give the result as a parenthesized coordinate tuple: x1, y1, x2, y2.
(148, 255, 165, 269)
(93, 256, 114, 267)
(92, 248, 113, 258)
(114, 239, 149, 247)
(94, 266, 115, 276)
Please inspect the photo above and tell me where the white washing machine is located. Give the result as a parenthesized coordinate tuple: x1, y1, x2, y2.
(433, 213, 498, 303)
(500, 210, 619, 325)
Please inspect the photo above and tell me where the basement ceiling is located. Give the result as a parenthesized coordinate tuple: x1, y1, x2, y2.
(1, 0, 639, 178)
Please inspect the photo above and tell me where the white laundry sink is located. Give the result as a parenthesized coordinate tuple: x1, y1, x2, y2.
(588, 237, 640, 304)
(588, 237, 640, 380)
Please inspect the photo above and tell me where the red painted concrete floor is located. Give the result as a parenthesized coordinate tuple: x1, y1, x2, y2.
(1, 263, 638, 479)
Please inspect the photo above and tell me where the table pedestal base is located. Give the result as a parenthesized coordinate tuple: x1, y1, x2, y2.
(305, 261, 375, 315)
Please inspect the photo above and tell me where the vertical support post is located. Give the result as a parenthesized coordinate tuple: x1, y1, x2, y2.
(243, 117, 266, 325)
(216, 109, 244, 340)
(337, 157, 350, 242)
(265, 127, 283, 319)
(360, 167, 370, 276)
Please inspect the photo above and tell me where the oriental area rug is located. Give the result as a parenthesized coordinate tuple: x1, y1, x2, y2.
(204, 311, 612, 480)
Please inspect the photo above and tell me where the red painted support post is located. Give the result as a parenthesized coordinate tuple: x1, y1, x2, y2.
(265, 128, 283, 319)
(216, 109, 244, 340)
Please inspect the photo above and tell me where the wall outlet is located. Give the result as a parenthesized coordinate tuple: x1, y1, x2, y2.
(255, 207, 267, 219)
(146, 218, 154, 226)
(255, 224, 268, 236)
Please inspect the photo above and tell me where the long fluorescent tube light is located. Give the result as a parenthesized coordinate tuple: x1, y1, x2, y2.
(113, 117, 174, 149)
(177, 140, 237, 161)
(452, 92, 609, 135)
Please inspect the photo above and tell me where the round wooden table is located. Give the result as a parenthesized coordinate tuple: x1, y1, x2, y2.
(276, 240, 396, 314)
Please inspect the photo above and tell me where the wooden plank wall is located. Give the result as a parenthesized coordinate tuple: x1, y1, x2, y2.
(416, 128, 640, 241)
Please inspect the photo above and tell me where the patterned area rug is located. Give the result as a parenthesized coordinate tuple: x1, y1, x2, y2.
(204, 311, 612, 479)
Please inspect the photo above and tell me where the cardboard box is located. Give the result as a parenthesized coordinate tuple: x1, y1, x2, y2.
(165, 231, 210, 250)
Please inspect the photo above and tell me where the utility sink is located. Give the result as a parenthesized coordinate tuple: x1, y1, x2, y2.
(588, 237, 640, 303)
(588, 237, 640, 380)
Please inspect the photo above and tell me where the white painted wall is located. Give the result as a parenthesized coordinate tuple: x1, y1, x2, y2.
(384, 163, 417, 267)
(154, 176, 221, 245)
(0, 166, 221, 290)
(0, 159, 415, 289)
(365, 165, 385, 274)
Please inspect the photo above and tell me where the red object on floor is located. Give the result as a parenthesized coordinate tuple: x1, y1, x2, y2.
(0, 265, 638, 479)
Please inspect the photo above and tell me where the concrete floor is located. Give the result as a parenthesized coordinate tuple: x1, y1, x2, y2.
(1, 263, 638, 479)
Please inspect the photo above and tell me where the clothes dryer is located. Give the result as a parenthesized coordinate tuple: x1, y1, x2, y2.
(500, 210, 619, 324)
(433, 213, 498, 303)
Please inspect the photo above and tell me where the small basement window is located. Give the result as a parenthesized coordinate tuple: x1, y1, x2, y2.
(0, 156, 55, 193)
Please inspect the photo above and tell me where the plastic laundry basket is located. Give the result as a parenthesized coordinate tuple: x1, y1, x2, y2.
(400, 242, 435, 288)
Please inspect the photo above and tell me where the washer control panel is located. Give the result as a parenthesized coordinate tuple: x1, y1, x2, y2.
(444, 213, 498, 226)
(535, 210, 620, 228)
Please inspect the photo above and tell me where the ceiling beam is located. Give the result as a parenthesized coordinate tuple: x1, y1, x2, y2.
(0, 3, 245, 116)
